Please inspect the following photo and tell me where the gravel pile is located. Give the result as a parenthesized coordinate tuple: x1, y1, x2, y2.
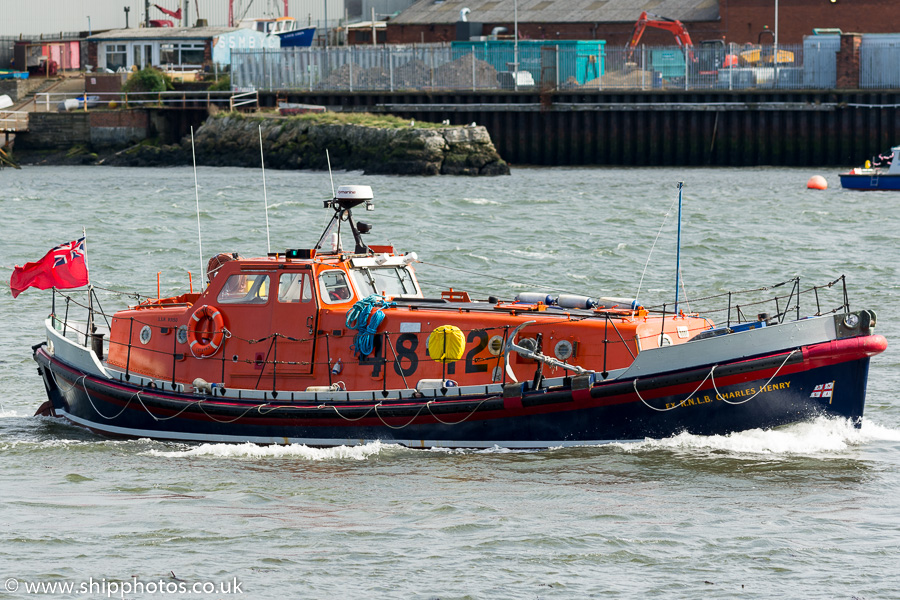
(317, 54, 499, 91)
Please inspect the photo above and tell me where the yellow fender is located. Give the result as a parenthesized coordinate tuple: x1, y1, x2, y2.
(427, 325, 466, 363)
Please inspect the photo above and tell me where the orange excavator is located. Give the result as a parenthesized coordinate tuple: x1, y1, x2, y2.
(626, 11, 694, 62)
(626, 11, 736, 81)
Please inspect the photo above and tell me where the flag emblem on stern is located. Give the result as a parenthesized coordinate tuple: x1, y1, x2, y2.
(810, 381, 835, 402)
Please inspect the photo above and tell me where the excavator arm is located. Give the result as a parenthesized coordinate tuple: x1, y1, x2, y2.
(626, 11, 695, 62)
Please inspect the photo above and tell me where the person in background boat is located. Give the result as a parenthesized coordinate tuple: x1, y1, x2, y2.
(206, 252, 251, 302)
(207, 252, 242, 283)
(330, 286, 351, 301)
(320, 270, 352, 302)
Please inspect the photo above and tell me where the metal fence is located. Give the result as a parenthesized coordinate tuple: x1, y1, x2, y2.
(861, 38, 900, 89)
(231, 40, 900, 92)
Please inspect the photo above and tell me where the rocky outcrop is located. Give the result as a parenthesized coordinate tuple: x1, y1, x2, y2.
(106, 113, 510, 176)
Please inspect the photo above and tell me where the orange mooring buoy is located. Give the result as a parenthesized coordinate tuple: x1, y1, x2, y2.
(807, 175, 828, 190)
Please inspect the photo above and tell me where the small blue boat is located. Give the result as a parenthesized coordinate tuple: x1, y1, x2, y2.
(840, 145, 900, 190)
(278, 25, 316, 47)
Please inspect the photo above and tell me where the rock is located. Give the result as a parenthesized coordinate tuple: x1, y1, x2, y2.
(174, 113, 509, 176)
(19, 112, 510, 176)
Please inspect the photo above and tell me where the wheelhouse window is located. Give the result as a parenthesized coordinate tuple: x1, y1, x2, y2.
(319, 271, 353, 304)
(350, 266, 419, 298)
(105, 44, 127, 71)
(217, 273, 270, 304)
(278, 272, 312, 303)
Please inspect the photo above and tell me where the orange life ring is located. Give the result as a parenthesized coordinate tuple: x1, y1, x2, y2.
(188, 304, 225, 358)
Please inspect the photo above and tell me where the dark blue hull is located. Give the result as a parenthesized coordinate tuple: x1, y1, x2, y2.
(840, 174, 900, 190)
(278, 26, 315, 47)
(34, 337, 880, 448)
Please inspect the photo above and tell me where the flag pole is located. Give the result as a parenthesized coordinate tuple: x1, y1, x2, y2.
(82, 226, 92, 287)
(83, 226, 93, 346)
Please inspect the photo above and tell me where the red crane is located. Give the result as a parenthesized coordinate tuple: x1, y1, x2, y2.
(626, 11, 694, 62)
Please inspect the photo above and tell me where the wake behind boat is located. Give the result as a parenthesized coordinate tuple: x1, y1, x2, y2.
(28, 184, 886, 448)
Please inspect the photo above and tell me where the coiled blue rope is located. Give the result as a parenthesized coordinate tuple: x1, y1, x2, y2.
(345, 294, 396, 357)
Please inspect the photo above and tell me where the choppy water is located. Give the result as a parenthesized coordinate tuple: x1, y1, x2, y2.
(2, 166, 900, 599)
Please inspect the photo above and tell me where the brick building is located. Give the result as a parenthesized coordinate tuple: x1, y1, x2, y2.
(386, 0, 897, 46)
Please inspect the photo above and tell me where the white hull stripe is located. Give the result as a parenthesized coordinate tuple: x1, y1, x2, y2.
(55, 409, 633, 449)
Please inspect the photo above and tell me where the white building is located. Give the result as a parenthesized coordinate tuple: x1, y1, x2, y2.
(88, 26, 277, 71)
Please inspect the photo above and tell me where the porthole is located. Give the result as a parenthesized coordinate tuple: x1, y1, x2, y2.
(488, 335, 504, 356)
(554, 340, 574, 360)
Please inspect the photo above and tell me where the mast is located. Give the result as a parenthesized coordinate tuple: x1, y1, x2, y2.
(674, 181, 684, 314)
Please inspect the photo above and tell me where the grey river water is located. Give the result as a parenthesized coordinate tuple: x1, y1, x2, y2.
(1, 165, 900, 599)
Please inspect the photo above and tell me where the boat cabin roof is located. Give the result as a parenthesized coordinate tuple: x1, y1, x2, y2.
(196, 247, 424, 309)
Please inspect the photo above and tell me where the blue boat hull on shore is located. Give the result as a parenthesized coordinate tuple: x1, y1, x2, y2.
(278, 26, 315, 47)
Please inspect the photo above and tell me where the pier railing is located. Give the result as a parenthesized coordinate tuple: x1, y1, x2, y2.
(0, 110, 28, 132)
(30, 90, 258, 112)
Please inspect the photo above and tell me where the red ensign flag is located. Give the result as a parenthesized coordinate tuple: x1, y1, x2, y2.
(9, 238, 90, 298)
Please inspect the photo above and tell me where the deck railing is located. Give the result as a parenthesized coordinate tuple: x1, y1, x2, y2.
(49, 275, 853, 393)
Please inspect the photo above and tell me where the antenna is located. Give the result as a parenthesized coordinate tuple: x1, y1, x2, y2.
(674, 181, 684, 314)
(326, 149, 336, 199)
(259, 124, 271, 254)
(633, 192, 678, 308)
(191, 126, 204, 290)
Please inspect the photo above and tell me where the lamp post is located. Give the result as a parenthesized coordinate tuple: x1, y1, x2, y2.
(87, 16, 92, 36)
(513, 0, 518, 91)
(774, 0, 779, 87)
(124, 6, 130, 28)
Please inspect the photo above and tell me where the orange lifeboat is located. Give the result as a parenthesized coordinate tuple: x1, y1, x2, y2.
(31, 184, 886, 448)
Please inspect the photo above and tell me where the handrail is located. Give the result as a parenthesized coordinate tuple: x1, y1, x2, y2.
(643, 275, 848, 324)
(229, 90, 259, 111)
(32, 91, 244, 112)
(0, 110, 29, 131)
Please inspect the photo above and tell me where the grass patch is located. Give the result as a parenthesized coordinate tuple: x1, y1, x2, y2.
(294, 112, 447, 128)
(217, 110, 449, 129)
